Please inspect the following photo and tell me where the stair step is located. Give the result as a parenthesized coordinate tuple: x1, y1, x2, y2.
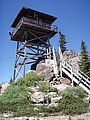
(53, 78, 57, 81)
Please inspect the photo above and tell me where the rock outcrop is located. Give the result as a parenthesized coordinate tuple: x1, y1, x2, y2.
(63, 50, 78, 61)
(36, 59, 54, 81)
(31, 92, 45, 103)
(0, 83, 9, 95)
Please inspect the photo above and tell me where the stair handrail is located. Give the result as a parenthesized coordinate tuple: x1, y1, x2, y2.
(62, 60, 90, 86)
(58, 47, 90, 89)
(78, 69, 90, 80)
(63, 60, 90, 80)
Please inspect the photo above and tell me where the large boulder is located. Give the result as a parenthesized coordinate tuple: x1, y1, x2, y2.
(31, 92, 45, 103)
(36, 59, 54, 81)
(63, 50, 81, 74)
(63, 50, 78, 61)
(68, 55, 81, 73)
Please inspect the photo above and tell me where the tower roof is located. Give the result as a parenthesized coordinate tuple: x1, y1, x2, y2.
(11, 7, 57, 28)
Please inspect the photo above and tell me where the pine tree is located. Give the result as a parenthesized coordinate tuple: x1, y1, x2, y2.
(0, 84, 2, 90)
(79, 40, 90, 77)
(59, 31, 67, 54)
(10, 77, 13, 83)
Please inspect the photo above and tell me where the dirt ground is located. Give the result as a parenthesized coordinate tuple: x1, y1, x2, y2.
(0, 113, 90, 120)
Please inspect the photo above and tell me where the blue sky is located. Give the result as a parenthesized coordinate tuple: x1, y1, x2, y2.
(0, 0, 90, 83)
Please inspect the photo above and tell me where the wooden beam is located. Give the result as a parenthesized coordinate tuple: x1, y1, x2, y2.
(26, 45, 46, 52)
(17, 46, 25, 53)
(18, 51, 40, 56)
(14, 68, 23, 79)
(26, 61, 36, 64)
(27, 29, 48, 46)
(13, 41, 19, 81)
(16, 60, 25, 67)
(28, 34, 51, 42)
(24, 40, 27, 77)
(15, 65, 23, 78)
(26, 42, 49, 48)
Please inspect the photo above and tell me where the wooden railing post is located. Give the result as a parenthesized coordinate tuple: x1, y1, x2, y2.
(52, 47, 58, 77)
(13, 41, 19, 81)
(24, 40, 27, 78)
(71, 67, 74, 87)
(59, 46, 63, 78)
(49, 47, 51, 59)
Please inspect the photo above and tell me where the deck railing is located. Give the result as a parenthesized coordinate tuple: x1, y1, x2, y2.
(12, 17, 58, 34)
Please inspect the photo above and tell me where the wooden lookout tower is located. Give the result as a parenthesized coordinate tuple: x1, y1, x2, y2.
(9, 7, 58, 81)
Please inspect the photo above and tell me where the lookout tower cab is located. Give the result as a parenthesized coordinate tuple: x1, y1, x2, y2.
(9, 7, 58, 81)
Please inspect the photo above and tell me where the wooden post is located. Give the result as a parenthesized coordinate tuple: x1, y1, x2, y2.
(24, 40, 27, 78)
(13, 41, 19, 81)
(60, 63, 62, 78)
(52, 47, 58, 77)
(71, 67, 74, 87)
(59, 46, 63, 78)
(49, 47, 51, 59)
(48, 38, 51, 59)
(37, 45, 39, 55)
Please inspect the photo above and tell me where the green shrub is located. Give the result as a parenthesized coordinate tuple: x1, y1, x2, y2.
(60, 86, 88, 99)
(15, 71, 44, 87)
(0, 73, 89, 116)
(0, 85, 29, 113)
(0, 84, 2, 90)
(0, 84, 41, 116)
(58, 86, 89, 115)
(38, 105, 58, 116)
(58, 95, 88, 115)
(0, 72, 44, 116)
(38, 81, 57, 94)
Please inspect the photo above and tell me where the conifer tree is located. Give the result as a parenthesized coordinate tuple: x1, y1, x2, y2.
(10, 77, 13, 83)
(0, 84, 2, 90)
(79, 40, 90, 77)
(59, 31, 67, 54)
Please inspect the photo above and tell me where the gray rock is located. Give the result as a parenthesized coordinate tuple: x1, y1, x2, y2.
(52, 84, 70, 91)
(14, 117, 29, 120)
(0, 83, 9, 95)
(2, 112, 13, 118)
(83, 95, 90, 104)
(63, 50, 78, 61)
(30, 86, 39, 92)
(2, 113, 10, 118)
(51, 96, 62, 104)
(36, 59, 54, 81)
(47, 92, 57, 98)
(49, 103, 58, 107)
(34, 107, 39, 111)
(31, 92, 45, 103)
(60, 77, 71, 85)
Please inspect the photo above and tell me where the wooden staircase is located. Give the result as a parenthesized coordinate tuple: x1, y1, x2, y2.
(62, 61, 90, 94)
(51, 46, 90, 94)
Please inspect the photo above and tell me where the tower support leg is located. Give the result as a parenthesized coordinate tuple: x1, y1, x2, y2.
(24, 40, 27, 78)
(13, 41, 19, 81)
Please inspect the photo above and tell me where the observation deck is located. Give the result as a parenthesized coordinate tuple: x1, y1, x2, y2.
(10, 7, 58, 43)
